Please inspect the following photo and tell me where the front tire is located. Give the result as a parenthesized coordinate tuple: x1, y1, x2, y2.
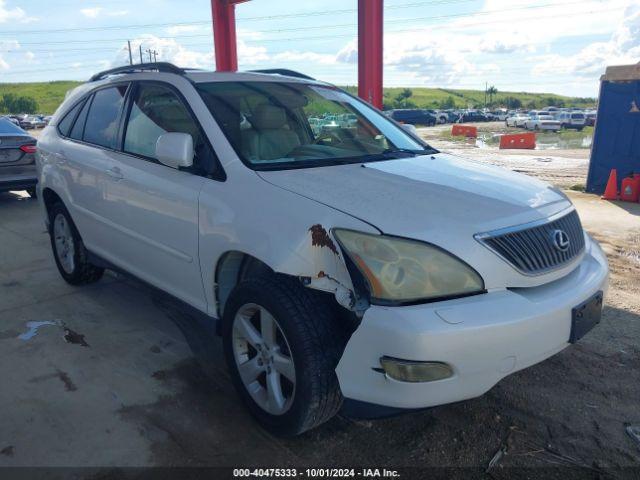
(222, 275, 344, 436)
(49, 202, 104, 285)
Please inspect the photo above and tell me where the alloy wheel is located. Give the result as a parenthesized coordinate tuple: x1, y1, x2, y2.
(232, 303, 296, 415)
(53, 213, 75, 274)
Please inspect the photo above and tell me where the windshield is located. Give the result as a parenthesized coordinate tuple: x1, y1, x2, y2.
(196, 81, 435, 170)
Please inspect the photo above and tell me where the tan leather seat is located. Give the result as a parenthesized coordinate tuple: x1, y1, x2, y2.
(242, 104, 301, 161)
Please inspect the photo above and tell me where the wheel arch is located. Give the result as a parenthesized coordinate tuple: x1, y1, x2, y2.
(214, 250, 276, 319)
(42, 187, 64, 230)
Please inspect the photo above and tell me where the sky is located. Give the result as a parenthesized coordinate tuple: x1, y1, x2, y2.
(0, 0, 638, 97)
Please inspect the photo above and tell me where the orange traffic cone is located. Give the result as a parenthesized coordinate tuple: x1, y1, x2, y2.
(601, 169, 619, 200)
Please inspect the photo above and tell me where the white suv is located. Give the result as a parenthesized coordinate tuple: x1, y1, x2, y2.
(36, 63, 609, 435)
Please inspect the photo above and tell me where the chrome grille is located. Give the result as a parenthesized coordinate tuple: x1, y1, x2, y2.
(477, 210, 585, 275)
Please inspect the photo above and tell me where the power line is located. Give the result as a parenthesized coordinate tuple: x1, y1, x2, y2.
(0, 0, 608, 36)
(0, 0, 476, 35)
(2, 6, 620, 55)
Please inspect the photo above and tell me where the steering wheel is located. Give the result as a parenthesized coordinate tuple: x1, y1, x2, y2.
(314, 130, 343, 146)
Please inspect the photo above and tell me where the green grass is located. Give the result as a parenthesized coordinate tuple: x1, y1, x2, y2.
(555, 126, 594, 139)
(0, 81, 82, 114)
(0, 81, 596, 115)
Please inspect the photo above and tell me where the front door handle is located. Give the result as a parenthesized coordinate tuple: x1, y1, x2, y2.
(106, 167, 124, 180)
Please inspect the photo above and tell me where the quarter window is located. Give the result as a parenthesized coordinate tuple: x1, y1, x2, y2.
(83, 85, 128, 149)
(57, 99, 85, 137)
(69, 96, 92, 141)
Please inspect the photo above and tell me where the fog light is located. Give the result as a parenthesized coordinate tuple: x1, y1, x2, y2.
(379, 356, 453, 383)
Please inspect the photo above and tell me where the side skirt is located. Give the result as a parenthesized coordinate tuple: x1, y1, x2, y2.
(86, 250, 221, 337)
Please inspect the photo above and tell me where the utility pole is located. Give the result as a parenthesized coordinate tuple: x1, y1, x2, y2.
(145, 48, 157, 63)
(153, 50, 158, 62)
(127, 40, 133, 65)
(484, 81, 487, 109)
(139, 45, 143, 64)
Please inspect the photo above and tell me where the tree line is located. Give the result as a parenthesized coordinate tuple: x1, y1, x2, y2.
(0, 94, 39, 114)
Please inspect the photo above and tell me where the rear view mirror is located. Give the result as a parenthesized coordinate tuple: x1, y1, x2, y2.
(155, 132, 194, 169)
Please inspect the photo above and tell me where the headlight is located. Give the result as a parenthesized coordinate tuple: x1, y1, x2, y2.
(333, 229, 484, 304)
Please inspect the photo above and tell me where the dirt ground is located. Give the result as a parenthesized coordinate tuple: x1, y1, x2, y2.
(0, 125, 639, 478)
(419, 122, 592, 189)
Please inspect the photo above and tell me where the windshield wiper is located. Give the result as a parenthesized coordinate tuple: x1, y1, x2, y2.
(383, 147, 438, 156)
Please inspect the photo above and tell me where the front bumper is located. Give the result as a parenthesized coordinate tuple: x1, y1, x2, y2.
(336, 235, 609, 409)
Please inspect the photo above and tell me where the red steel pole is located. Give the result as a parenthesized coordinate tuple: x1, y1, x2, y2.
(358, 0, 383, 109)
(211, 0, 249, 71)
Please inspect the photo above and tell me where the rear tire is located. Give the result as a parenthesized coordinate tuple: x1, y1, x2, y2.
(49, 202, 104, 285)
(222, 274, 344, 436)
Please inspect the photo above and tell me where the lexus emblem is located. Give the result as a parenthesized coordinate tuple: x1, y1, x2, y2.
(551, 229, 570, 252)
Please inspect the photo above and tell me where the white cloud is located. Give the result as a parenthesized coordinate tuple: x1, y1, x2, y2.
(80, 7, 102, 18)
(532, 2, 640, 78)
(271, 51, 335, 65)
(0, 0, 37, 23)
(165, 24, 203, 35)
(0, 39, 20, 72)
(113, 35, 212, 69)
(81, 7, 128, 19)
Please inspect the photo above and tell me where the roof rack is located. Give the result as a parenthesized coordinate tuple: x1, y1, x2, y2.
(89, 62, 185, 82)
(249, 69, 315, 80)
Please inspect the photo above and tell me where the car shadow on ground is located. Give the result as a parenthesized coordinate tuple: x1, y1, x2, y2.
(143, 286, 640, 472)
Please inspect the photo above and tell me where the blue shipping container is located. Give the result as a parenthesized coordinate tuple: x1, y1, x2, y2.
(587, 64, 640, 194)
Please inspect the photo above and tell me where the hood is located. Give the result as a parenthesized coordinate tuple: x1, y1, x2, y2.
(257, 153, 571, 245)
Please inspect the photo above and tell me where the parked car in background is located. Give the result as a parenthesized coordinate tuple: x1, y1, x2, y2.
(506, 113, 529, 127)
(0, 118, 37, 197)
(558, 111, 586, 131)
(524, 114, 561, 132)
(490, 110, 508, 121)
(37, 63, 609, 436)
(18, 116, 37, 130)
(585, 111, 597, 126)
(2, 115, 20, 127)
(387, 109, 436, 126)
(434, 111, 450, 124)
(32, 116, 47, 128)
(457, 111, 487, 123)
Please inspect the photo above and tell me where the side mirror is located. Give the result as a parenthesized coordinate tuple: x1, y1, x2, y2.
(155, 132, 194, 169)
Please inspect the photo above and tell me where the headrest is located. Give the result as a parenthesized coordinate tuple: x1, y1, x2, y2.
(252, 104, 287, 130)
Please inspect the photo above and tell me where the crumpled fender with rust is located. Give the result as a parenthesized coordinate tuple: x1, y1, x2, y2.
(197, 160, 378, 318)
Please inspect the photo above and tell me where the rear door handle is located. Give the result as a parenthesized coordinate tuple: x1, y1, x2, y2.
(106, 167, 124, 180)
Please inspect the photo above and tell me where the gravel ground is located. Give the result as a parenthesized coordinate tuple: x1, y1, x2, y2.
(418, 122, 592, 189)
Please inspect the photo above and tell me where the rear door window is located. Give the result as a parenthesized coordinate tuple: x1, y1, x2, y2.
(83, 85, 128, 149)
